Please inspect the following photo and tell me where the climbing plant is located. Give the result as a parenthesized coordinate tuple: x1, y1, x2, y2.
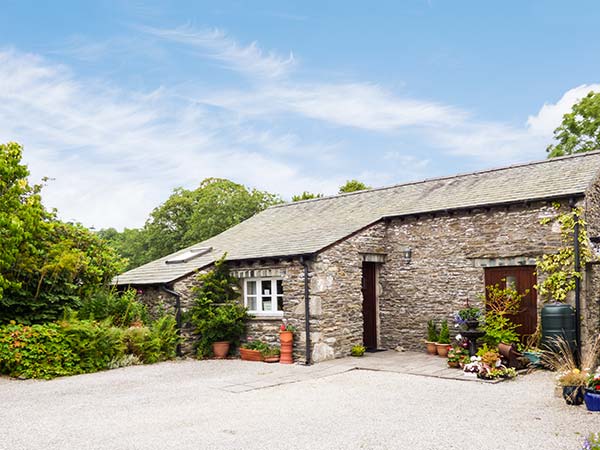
(536, 204, 591, 303)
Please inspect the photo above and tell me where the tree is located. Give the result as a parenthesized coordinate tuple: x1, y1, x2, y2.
(338, 180, 371, 193)
(0, 142, 125, 323)
(547, 91, 600, 158)
(101, 178, 282, 268)
(291, 191, 323, 202)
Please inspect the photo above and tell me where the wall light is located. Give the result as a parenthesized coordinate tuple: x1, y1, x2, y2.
(402, 247, 412, 263)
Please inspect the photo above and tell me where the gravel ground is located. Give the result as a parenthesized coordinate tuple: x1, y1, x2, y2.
(0, 360, 597, 450)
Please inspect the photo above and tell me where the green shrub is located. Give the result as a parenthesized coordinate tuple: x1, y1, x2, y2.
(426, 319, 438, 342)
(78, 288, 149, 327)
(0, 322, 79, 379)
(438, 320, 450, 344)
(351, 345, 366, 357)
(150, 315, 180, 361)
(60, 318, 125, 372)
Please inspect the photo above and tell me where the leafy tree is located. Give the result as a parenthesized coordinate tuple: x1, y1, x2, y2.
(292, 191, 323, 202)
(0, 142, 125, 323)
(100, 178, 281, 269)
(339, 179, 371, 193)
(547, 91, 600, 158)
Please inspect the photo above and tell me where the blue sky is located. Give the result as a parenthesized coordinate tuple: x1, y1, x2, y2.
(2, 1, 600, 229)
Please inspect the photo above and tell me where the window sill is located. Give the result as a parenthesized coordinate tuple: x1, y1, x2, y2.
(248, 312, 284, 321)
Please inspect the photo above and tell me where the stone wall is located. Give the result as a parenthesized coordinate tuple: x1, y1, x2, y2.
(378, 201, 566, 351)
(309, 223, 387, 360)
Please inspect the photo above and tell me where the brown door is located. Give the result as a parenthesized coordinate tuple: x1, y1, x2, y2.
(484, 266, 537, 339)
(362, 262, 378, 349)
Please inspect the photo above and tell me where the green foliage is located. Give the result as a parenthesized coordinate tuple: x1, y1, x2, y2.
(458, 307, 481, 321)
(351, 344, 366, 356)
(547, 91, 600, 158)
(102, 178, 282, 269)
(0, 322, 79, 379)
(291, 191, 323, 202)
(0, 314, 180, 379)
(426, 319, 439, 342)
(78, 288, 149, 327)
(241, 340, 270, 352)
(0, 142, 125, 324)
(190, 256, 249, 357)
(338, 179, 371, 193)
(438, 320, 450, 344)
(537, 205, 590, 302)
(481, 283, 523, 347)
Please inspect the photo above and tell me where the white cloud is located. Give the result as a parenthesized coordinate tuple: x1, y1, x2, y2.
(140, 25, 296, 79)
(0, 48, 335, 229)
(527, 84, 600, 136)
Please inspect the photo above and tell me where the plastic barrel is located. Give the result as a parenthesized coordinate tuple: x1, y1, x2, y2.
(541, 303, 576, 351)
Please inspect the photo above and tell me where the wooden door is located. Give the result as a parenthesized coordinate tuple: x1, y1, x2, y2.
(362, 262, 378, 349)
(484, 266, 537, 338)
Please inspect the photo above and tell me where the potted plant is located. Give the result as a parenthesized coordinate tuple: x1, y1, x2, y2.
(447, 346, 469, 368)
(279, 322, 296, 364)
(240, 340, 268, 362)
(436, 320, 451, 357)
(262, 346, 281, 363)
(558, 369, 588, 405)
(585, 369, 600, 411)
(351, 345, 366, 357)
(425, 320, 438, 355)
(455, 306, 481, 330)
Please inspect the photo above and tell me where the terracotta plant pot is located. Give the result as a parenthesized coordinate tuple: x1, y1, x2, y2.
(448, 360, 460, 368)
(425, 341, 437, 355)
(240, 348, 264, 362)
(562, 386, 585, 406)
(212, 341, 230, 359)
(436, 343, 450, 357)
(263, 356, 280, 363)
(280, 331, 294, 364)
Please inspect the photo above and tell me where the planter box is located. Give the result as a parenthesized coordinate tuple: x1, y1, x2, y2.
(240, 348, 264, 362)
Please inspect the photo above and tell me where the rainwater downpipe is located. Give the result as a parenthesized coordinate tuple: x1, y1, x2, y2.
(161, 284, 183, 357)
(570, 199, 582, 360)
(300, 255, 312, 365)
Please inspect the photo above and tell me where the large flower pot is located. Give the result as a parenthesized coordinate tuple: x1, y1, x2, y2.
(584, 389, 600, 411)
(562, 386, 585, 405)
(435, 343, 450, 357)
(425, 341, 437, 355)
(212, 341, 230, 359)
(280, 331, 294, 364)
(240, 348, 264, 362)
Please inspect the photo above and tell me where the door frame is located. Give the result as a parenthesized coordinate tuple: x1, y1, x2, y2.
(361, 261, 380, 349)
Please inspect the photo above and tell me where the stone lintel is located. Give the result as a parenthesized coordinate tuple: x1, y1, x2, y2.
(471, 257, 537, 268)
(360, 253, 386, 263)
(231, 268, 287, 278)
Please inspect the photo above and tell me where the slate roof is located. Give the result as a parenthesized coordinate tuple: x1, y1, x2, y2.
(114, 151, 600, 286)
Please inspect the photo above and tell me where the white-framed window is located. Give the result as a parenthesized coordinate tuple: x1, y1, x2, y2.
(244, 278, 283, 315)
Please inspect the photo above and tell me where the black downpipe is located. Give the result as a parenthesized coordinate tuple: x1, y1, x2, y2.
(161, 284, 183, 357)
(300, 256, 312, 365)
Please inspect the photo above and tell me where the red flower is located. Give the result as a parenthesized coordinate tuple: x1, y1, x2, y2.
(280, 324, 286, 331)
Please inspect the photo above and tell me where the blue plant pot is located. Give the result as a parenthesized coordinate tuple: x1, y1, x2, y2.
(584, 390, 600, 411)
(523, 351, 541, 367)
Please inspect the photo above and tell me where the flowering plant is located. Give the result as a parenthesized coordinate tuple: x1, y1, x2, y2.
(582, 433, 600, 450)
(588, 369, 600, 391)
(280, 322, 296, 333)
(463, 356, 482, 374)
(447, 347, 470, 364)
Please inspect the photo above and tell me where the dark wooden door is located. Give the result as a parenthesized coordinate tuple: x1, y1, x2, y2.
(362, 262, 378, 349)
(484, 266, 537, 339)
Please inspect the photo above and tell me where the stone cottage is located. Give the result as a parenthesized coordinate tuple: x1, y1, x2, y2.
(114, 152, 600, 363)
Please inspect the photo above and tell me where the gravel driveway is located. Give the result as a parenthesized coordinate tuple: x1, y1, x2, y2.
(0, 359, 597, 450)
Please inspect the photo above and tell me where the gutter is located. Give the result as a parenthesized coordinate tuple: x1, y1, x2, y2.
(160, 284, 183, 357)
(299, 255, 312, 365)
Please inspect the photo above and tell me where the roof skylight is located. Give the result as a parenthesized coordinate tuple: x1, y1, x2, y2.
(165, 247, 212, 264)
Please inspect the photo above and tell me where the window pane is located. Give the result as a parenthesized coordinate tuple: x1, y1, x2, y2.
(506, 276, 517, 290)
(276, 280, 283, 295)
(261, 280, 271, 296)
(246, 280, 256, 295)
(262, 296, 272, 311)
(277, 295, 283, 311)
(247, 296, 257, 311)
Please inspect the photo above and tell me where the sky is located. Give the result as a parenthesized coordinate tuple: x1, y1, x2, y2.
(2, 0, 600, 230)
